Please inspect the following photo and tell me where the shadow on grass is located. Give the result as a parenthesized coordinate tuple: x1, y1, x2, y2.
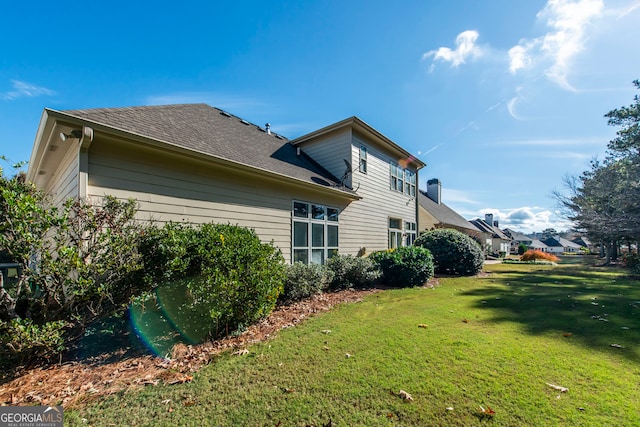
(462, 263, 640, 362)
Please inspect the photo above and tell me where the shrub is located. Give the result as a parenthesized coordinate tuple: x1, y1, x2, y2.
(623, 252, 640, 275)
(369, 246, 434, 287)
(139, 222, 286, 338)
(517, 243, 528, 255)
(280, 262, 334, 304)
(520, 250, 560, 262)
(0, 319, 67, 369)
(415, 228, 484, 275)
(326, 255, 381, 290)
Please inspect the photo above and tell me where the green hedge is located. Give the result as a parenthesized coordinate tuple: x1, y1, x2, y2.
(369, 246, 434, 287)
(415, 228, 484, 276)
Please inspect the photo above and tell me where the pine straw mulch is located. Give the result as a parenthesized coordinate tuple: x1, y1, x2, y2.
(0, 288, 379, 409)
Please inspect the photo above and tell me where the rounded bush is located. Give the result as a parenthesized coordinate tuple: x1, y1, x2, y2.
(520, 250, 559, 263)
(326, 255, 381, 290)
(369, 246, 434, 287)
(140, 222, 286, 338)
(280, 262, 334, 304)
(415, 228, 484, 276)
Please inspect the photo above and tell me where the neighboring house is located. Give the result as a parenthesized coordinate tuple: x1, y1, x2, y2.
(470, 214, 511, 255)
(503, 228, 533, 253)
(541, 236, 582, 254)
(529, 239, 550, 252)
(26, 104, 424, 264)
(417, 178, 480, 238)
(572, 236, 593, 252)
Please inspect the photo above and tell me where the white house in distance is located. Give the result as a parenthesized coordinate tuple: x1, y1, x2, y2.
(470, 214, 511, 255)
(26, 104, 425, 264)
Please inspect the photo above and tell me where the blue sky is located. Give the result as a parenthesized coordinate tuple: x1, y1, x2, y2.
(1, 0, 639, 233)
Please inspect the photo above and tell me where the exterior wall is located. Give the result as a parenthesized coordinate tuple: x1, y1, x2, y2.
(296, 128, 352, 185)
(418, 206, 439, 231)
(86, 136, 350, 262)
(297, 129, 419, 255)
(43, 145, 80, 208)
(338, 134, 418, 255)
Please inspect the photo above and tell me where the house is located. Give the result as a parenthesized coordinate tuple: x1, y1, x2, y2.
(572, 236, 593, 252)
(541, 236, 582, 254)
(26, 104, 425, 264)
(470, 214, 511, 255)
(417, 178, 481, 238)
(528, 239, 550, 252)
(503, 228, 533, 253)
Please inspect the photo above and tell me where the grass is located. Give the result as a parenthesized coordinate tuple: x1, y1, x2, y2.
(65, 260, 640, 426)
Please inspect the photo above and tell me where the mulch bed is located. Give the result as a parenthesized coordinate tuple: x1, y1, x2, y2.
(0, 289, 378, 408)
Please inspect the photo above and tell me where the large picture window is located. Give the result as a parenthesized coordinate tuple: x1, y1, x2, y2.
(292, 201, 339, 264)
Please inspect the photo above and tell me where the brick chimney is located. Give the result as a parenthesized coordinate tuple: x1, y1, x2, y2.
(426, 178, 441, 204)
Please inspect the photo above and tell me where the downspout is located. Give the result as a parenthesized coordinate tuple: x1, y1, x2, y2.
(78, 126, 94, 199)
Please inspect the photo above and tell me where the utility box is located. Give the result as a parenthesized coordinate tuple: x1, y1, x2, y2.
(0, 263, 20, 289)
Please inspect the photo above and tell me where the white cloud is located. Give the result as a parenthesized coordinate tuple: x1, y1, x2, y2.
(476, 206, 573, 233)
(507, 97, 523, 120)
(508, 0, 604, 90)
(2, 80, 55, 100)
(616, 0, 640, 18)
(423, 30, 483, 70)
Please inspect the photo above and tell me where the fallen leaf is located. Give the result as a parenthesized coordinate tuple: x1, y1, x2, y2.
(166, 375, 193, 385)
(562, 332, 572, 337)
(546, 383, 568, 392)
(398, 390, 413, 401)
(462, 319, 469, 323)
(161, 399, 171, 405)
(281, 387, 295, 393)
(345, 353, 352, 358)
(610, 343, 624, 348)
(418, 324, 428, 328)
(446, 406, 454, 411)
(479, 405, 495, 416)
(232, 349, 249, 356)
(321, 329, 332, 334)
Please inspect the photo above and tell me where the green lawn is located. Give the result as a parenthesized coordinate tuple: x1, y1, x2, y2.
(65, 261, 640, 426)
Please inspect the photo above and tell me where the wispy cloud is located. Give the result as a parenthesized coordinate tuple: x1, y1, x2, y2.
(616, 0, 640, 18)
(443, 188, 482, 205)
(2, 80, 55, 100)
(423, 30, 484, 71)
(507, 96, 524, 120)
(418, 144, 442, 156)
(509, 0, 604, 91)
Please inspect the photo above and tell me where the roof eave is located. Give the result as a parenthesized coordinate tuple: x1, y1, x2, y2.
(41, 109, 362, 201)
(289, 116, 426, 170)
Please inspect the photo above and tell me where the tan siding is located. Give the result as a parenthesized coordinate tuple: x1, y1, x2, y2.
(419, 206, 439, 231)
(340, 136, 418, 255)
(298, 128, 352, 184)
(86, 137, 349, 261)
(44, 148, 80, 208)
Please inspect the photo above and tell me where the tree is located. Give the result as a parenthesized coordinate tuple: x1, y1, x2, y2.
(555, 80, 640, 263)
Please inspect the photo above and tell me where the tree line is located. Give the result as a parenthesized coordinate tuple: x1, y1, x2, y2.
(555, 80, 640, 263)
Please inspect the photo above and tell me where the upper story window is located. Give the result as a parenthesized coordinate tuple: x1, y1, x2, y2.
(390, 163, 416, 196)
(359, 145, 367, 173)
(390, 163, 404, 192)
(404, 170, 416, 197)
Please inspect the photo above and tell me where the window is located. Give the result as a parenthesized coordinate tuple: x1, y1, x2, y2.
(405, 221, 417, 246)
(292, 201, 339, 264)
(389, 218, 403, 249)
(390, 163, 416, 196)
(390, 163, 404, 192)
(404, 170, 416, 197)
(359, 145, 367, 173)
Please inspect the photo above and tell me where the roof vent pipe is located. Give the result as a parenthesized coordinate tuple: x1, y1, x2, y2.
(265, 123, 271, 135)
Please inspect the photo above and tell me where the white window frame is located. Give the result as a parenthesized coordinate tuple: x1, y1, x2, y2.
(388, 217, 403, 249)
(359, 145, 367, 174)
(292, 201, 339, 264)
(405, 221, 417, 246)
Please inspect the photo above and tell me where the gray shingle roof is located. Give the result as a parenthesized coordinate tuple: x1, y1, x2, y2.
(470, 219, 511, 240)
(417, 191, 477, 231)
(56, 104, 352, 194)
